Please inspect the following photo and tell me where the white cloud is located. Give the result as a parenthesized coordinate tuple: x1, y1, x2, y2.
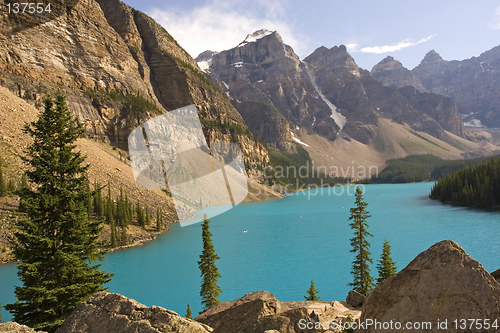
(346, 43, 358, 52)
(359, 35, 437, 54)
(148, 0, 305, 59)
(490, 6, 500, 29)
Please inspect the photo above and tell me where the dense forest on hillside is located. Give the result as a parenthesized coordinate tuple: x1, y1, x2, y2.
(370, 154, 499, 183)
(430, 157, 500, 208)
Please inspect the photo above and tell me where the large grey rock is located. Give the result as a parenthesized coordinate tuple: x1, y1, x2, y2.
(345, 289, 366, 308)
(55, 292, 212, 333)
(359, 240, 500, 332)
(0, 322, 46, 333)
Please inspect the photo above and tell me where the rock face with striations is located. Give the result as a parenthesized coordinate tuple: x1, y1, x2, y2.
(304, 45, 465, 141)
(371, 56, 428, 92)
(375, 47, 500, 128)
(359, 240, 500, 333)
(0, 0, 268, 168)
(200, 29, 343, 149)
(55, 292, 212, 333)
(201, 33, 465, 149)
(412, 48, 500, 128)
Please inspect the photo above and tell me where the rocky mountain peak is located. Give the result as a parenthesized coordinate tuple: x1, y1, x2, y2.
(195, 50, 218, 63)
(304, 45, 361, 79)
(374, 56, 402, 69)
(420, 49, 444, 64)
(237, 29, 275, 47)
(371, 56, 428, 93)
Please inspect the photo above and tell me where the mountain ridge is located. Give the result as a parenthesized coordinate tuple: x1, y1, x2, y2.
(372, 46, 500, 128)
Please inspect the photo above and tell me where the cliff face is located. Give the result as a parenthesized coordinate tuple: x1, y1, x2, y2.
(202, 33, 465, 150)
(412, 47, 500, 128)
(202, 30, 342, 151)
(304, 45, 465, 141)
(0, 0, 268, 168)
(371, 56, 428, 92)
(374, 47, 500, 128)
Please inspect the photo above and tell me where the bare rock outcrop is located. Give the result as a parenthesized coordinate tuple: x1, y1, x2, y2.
(345, 289, 365, 308)
(371, 56, 428, 93)
(359, 240, 500, 332)
(54, 292, 212, 333)
(196, 290, 360, 333)
(0, 322, 46, 333)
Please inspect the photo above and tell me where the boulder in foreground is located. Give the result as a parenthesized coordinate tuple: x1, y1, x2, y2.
(196, 290, 360, 333)
(55, 292, 212, 333)
(360, 240, 500, 332)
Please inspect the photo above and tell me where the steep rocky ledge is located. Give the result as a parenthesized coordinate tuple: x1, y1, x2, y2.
(0, 0, 268, 168)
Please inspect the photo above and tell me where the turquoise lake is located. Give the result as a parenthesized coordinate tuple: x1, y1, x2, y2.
(1, 182, 500, 321)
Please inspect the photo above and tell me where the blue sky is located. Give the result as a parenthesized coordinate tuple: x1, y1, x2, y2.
(121, 0, 500, 70)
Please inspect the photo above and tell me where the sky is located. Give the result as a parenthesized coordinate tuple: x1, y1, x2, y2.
(121, 0, 500, 70)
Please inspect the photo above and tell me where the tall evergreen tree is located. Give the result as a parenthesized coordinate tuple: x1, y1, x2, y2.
(0, 159, 6, 197)
(376, 240, 397, 284)
(5, 92, 113, 332)
(304, 280, 320, 301)
(185, 304, 193, 320)
(136, 201, 145, 228)
(156, 208, 162, 232)
(348, 187, 374, 295)
(93, 180, 103, 218)
(198, 214, 221, 312)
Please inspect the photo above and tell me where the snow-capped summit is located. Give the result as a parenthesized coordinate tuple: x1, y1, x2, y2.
(195, 50, 218, 73)
(237, 29, 274, 47)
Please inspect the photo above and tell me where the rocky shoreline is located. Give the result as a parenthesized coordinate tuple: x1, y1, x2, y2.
(2, 240, 499, 333)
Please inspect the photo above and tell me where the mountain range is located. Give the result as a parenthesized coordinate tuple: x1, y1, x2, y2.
(197, 29, 500, 174)
(372, 47, 500, 129)
(0, 0, 499, 189)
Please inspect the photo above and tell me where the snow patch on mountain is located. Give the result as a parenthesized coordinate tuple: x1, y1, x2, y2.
(198, 59, 212, 73)
(290, 131, 311, 147)
(302, 61, 347, 130)
(238, 29, 273, 47)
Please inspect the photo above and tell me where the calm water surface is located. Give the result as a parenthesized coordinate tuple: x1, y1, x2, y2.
(1, 182, 499, 320)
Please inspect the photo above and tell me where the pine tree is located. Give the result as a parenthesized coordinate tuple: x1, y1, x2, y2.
(0, 303, 2, 322)
(198, 214, 221, 312)
(156, 208, 162, 232)
(185, 304, 193, 320)
(0, 159, 6, 197)
(348, 187, 374, 295)
(376, 240, 397, 284)
(5, 92, 113, 332)
(304, 280, 320, 301)
(136, 201, 145, 228)
(93, 181, 103, 218)
(145, 207, 151, 226)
